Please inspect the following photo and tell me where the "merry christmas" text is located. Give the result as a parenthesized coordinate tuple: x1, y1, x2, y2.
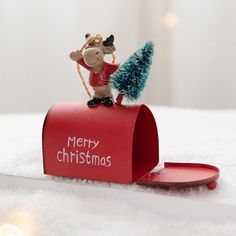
(56, 136, 112, 168)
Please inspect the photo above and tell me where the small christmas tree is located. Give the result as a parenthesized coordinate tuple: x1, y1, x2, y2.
(110, 41, 154, 104)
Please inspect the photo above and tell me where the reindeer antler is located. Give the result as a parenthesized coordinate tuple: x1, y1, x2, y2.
(103, 34, 114, 47)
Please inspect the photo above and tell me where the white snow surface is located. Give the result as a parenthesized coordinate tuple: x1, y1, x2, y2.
(0, 105, 236, 235)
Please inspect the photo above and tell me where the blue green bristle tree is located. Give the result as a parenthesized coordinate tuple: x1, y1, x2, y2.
(110, 41, 154, 104)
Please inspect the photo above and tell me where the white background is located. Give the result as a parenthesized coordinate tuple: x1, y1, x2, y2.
(0, 0, 236, 112)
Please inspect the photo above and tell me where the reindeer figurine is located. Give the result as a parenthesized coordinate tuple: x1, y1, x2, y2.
(70, 33, 119, 107)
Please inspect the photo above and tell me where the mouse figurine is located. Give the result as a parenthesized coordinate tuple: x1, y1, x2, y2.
(70, 34, 119, 107)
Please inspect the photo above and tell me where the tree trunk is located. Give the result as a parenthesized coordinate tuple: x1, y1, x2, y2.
(115, 93, 124, 105)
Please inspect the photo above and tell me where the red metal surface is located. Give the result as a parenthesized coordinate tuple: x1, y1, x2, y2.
(137, 162, 220, 188)
(42, 102, 159, 184)
(42, 102, 220, 189)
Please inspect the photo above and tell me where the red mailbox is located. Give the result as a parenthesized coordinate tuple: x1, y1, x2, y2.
(42, 102, 158, 183)
(42, 102, 219, 189)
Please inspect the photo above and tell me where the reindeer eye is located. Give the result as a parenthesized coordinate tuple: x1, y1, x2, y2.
(96, 52, 99, 55)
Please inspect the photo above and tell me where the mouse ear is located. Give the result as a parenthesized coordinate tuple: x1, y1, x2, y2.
(103, 34, 114, 47)
(85, 33, 91, 39)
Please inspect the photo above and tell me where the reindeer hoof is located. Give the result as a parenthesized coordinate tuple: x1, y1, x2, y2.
(87, 97, 102, 108)
(102, 97, 114, 107)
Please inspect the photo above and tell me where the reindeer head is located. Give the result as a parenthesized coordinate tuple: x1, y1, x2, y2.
(82, 33, 116, 68)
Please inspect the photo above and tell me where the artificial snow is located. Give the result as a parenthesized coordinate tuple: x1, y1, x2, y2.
(0, 106, 236, 235)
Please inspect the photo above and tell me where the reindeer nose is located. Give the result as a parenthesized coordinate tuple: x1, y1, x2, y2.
(85, 49, 98, 55)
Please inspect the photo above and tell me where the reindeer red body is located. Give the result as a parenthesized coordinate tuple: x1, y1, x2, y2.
(78, 57, 118, 87)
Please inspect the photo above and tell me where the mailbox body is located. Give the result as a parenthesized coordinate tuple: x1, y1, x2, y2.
(42, 103, 159, 183)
